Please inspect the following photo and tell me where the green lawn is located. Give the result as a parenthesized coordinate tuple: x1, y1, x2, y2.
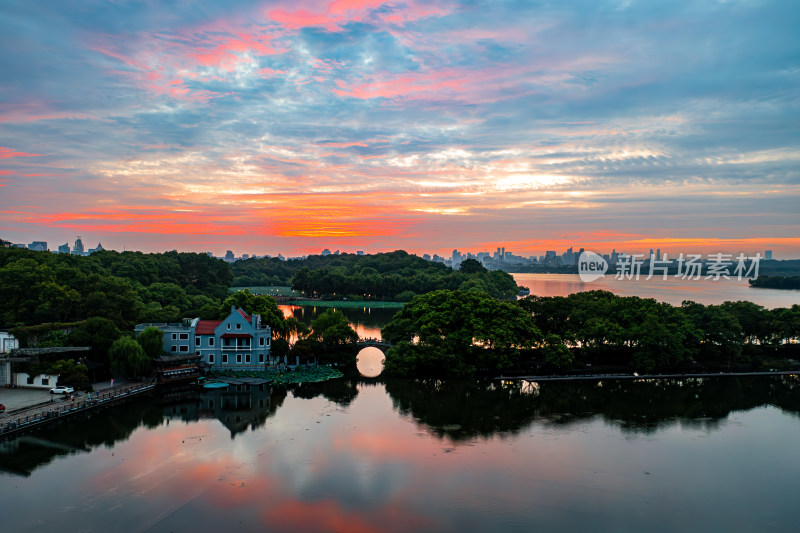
(287, 299, 405, 309)
(229, 286, 301, 297)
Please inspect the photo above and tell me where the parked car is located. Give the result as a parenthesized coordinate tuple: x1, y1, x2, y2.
(0, 403, 5, 413)
(50, 386, 74, 394)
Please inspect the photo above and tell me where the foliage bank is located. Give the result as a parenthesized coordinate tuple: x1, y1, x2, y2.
(381, 289, 800, 377)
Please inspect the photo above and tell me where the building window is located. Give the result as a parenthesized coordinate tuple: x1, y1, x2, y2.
(44, 378, 51, 386)
(227, 324, 230, 330)
(27, 376, 34, 385)
(246, 354, 251, 363)
(179, 333, 189, 340)
(172, 333, 177, 340)
(258, 353, 264, 363)
(209, 337, 215, 347)
(209, 354, 214, 364)
(259, 337, 265, 346)
(196, 337, 201, 346)
(222, 354, 228, 363)
(172, 345, 177, 352)
(265, 337, 270, 346)
(236, 323, 241, 330)
(236, 354, 242, 363)
(179, 345, 189, 352)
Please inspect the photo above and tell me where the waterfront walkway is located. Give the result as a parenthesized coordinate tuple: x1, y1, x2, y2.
(498, 370, 799, 382)
(0, 382, 156, 438)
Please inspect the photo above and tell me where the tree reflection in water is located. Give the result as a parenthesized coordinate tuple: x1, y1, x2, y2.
(383, 375, 800, 440)
(1, 375, 798, 476)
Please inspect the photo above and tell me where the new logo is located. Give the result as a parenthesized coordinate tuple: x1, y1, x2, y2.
(578, 251, 608, 282)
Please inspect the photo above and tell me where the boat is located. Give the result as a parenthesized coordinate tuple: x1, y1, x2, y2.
(518, 286, 531, 296)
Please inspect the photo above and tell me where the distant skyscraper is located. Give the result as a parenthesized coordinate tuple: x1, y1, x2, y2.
(656, 249, 661, 261)
(224, 250, 234, 262)
(321, 248, 331, 256)
(765, 250, 773, 260)
(28, 241, 47, 251)
(57, 242, 70, 254)
(72, 236, 84, 255)
(357, 251, 364, 255)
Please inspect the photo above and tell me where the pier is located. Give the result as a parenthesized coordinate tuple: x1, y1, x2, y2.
(0, 382, 156, 438)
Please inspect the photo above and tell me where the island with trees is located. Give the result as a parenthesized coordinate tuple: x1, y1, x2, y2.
(382, 289, 800, 378)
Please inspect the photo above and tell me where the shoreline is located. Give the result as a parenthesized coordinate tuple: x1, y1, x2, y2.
(497, 369, 800, 382)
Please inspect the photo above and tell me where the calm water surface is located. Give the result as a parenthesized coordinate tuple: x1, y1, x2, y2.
(2, 376, 799, 532)
(513, 273, 800, 308)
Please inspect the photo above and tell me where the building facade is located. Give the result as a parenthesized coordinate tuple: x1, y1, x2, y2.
(135, 306, 272, 371)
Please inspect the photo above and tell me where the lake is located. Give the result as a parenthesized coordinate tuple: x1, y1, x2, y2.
(512, 273, 800, 309)
(1, 375, 799, 532)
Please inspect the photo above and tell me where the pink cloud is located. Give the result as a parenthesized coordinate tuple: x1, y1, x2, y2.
(333, 70, 468, 100)
(0, 147, 43, 158)
(268, 9, 339, 30)
(328, 0, 387, 15)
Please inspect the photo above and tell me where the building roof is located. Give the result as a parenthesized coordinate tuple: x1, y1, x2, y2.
(8, 347, 91, 357)
(237, 308, 252, 322)
(195, 320, 221, 334)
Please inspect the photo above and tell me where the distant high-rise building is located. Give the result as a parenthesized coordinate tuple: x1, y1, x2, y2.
(28, 241, 47, 251)
(357, 251, 364, 256)
(241, 254, 249, 260)
(57, 242, 70, 254)
(423, 253, 431, 261)
(656, 249, 661, 261)
(72, 236, 84, 255)
(224, 250, 234, 262)
(321, 248, 331, 256)
(765, 250, 773, 260)
(88, 242, 104, 254)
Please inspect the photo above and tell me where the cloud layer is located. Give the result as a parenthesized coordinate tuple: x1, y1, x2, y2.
(1, 0, 798, 256)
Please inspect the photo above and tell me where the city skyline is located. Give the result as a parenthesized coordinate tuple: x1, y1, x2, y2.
(1, 234, 785, 264)
(1, 1, 799, 256)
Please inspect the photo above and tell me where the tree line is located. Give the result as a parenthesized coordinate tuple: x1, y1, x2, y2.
(0, 248, 232, 329)
(290, 253, 517, 301)
(382, 289, 800, 377)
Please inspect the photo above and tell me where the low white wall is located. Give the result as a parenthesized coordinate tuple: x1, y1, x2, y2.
(14, 372, 59, 389)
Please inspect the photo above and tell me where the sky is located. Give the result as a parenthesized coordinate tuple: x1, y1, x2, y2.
(1, 0, 799, 258)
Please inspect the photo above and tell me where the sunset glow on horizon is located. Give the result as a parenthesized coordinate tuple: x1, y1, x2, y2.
(1, 1, 798, 257)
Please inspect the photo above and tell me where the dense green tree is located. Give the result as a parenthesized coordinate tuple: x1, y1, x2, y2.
(108, 336, 150, 377)
(459, 258, 487, 274)
(136, 327, 164, 359)
(542, 334, 573, 368)
(382, 290, 540, 377)
(67, 317, 123, 366)
(232, 250, 518, 300)
(219, 290, 285, 331)
(309, 309, 359, 364)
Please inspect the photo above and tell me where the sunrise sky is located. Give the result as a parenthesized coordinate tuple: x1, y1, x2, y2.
(1, 0, 798, 257)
